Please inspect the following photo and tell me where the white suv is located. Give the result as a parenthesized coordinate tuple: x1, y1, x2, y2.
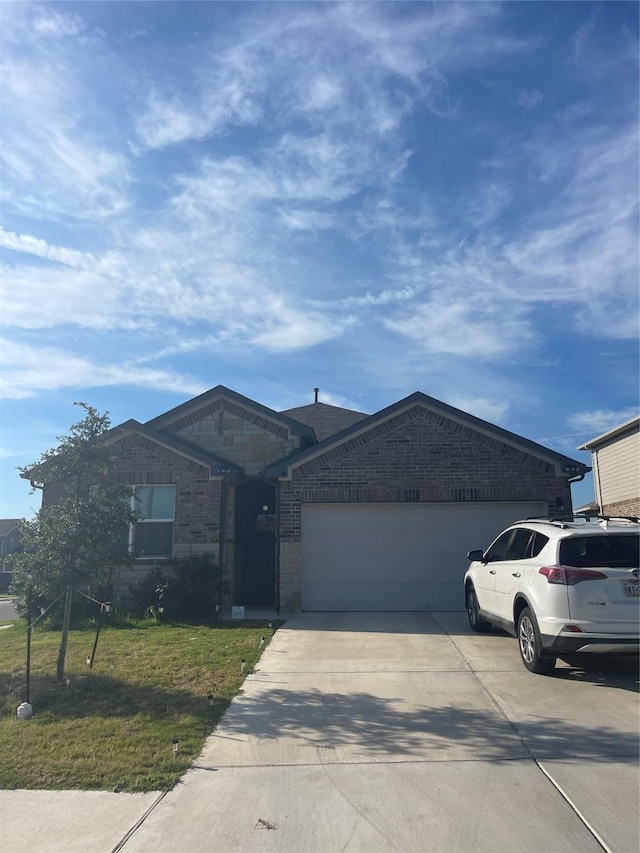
(464, 517, 640, 674)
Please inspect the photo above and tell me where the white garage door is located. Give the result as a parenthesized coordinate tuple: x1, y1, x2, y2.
(301, 502, 547, 611)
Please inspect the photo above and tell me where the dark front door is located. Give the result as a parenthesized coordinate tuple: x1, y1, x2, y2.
(235, 480, 276, 605)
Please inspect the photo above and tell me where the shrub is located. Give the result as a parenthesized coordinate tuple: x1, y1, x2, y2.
(127, 554, 227, 620)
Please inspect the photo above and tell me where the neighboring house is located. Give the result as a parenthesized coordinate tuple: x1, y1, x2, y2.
(42, 386, 590, 613)
(578, 416, 640, 518)
(0, 518, 22, 592)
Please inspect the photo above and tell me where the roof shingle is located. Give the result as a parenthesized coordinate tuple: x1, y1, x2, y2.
(280, 402, 369, 442)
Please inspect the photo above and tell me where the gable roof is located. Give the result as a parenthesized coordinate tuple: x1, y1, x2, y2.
(145, 385, 315, 443)
(578, 415, 640, 451)
(0, 519, 21, 538)
(280, 402, 369, 442)
(266, 391, 591, 478)
(108, 420, 242, 476)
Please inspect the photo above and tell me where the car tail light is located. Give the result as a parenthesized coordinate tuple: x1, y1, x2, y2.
(561, 624, 584, 633)
(539, 566, 608, 585)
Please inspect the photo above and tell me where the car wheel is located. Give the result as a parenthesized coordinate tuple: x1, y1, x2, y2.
(467, 586, 491, 633)
(517, 607, 555, 674)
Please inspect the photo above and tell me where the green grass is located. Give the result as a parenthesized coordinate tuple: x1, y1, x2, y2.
(0, 618, 278, 792)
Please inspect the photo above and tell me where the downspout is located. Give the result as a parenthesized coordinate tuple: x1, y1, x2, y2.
(274, 480, 280, 615)
(218, 479, 226, 610)
(567, 469, 591, 516)
(593, 449, 603, 513)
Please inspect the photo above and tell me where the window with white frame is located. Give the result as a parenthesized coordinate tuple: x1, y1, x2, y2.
(129, 486, 176, 558)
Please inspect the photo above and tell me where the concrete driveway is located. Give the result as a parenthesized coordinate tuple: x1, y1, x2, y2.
(2, 612, 638, 852)
(122, 611, 638, 853)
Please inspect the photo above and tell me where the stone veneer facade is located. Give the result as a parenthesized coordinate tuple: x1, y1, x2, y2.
(163, 400, 301, 475)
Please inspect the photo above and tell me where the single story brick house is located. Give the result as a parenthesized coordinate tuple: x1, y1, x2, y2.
(100, 385, 589, 613)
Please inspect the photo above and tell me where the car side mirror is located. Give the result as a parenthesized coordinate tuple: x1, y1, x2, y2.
(467, 549, 485, 562)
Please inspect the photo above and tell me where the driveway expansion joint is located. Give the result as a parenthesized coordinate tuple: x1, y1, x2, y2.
(111, 791, 168, 853)
(432, 615, 618, 853)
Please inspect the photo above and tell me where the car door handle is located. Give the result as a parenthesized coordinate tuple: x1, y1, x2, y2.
(512, 572, 521, 578)
(489, 569, 496, 575)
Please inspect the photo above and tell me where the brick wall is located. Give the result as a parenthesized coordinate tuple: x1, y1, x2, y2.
(601, 497, 640, 517)
(277, 406, 573, 610)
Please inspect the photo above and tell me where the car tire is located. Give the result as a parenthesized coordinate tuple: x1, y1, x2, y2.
(467, 586, 491, 633)
(517, 607, 556, 674)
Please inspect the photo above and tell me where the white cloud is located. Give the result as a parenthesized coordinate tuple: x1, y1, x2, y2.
(248, 305, 353, 352)
(516, 90, 543, 109)
(333, 285, 421, 309)
(1, 19, 130, 221)
(0, 263, 133, 331)
(278, 209, 335, 232)
(133, 1, 533, 154)
(448, 397, 510, 424)
(135, 51, 263, 149)
(0, 339, 208, 400)
(313, 390, 367, 412)
(0, 217, 350, 352)
(567, 408, 639, 437)
(376, 115, 638, 358)
(135, 92, 226, 150)
(0, 1, 636, 412)
(31, 10, 85, 39)
(385, 298, 532, 359)
(0, 227, 120, 274)
(0, 447, 28, 459)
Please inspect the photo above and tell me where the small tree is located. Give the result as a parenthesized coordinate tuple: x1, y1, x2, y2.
(12, 403, 135, 682)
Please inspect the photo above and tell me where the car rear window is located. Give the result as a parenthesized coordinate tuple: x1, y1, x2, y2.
(560, 534, 639, 568)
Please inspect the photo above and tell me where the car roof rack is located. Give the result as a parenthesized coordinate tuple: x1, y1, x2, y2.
(523, 515, 640, 530)
(598, 515, 640, 526)
(522, 517, 572, 529)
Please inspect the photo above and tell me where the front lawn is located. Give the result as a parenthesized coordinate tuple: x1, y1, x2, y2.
(0, 618, 276, 792)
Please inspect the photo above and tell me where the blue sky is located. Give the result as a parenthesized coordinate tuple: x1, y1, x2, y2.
(1, 1, 638, 518)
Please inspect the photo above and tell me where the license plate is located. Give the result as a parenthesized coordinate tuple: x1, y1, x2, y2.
(622, 579, 640, 598)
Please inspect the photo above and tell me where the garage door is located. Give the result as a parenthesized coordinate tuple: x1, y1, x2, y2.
(301, 502, 547, 611)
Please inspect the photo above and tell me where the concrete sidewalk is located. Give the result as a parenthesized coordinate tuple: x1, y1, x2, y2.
(1, 612, 638, 852)
(0, 790, 161, 852)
